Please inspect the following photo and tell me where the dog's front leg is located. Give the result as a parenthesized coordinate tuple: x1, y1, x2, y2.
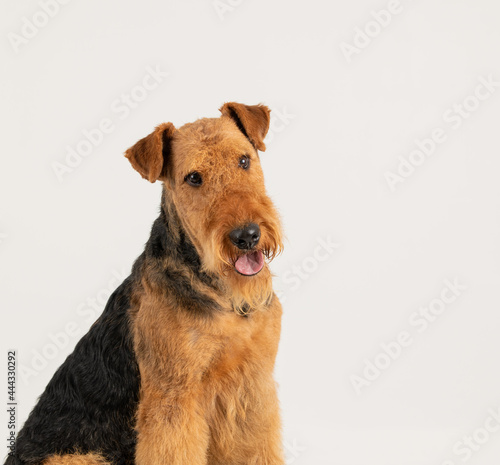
(206, 378, 284, 465)
(135, 384, 209, 465)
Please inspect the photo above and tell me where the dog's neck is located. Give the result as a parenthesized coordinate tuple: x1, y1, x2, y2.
(132, 190, 227, 314)
(150, 191, 216, 282)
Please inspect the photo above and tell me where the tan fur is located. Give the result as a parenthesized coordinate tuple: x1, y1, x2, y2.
(127, 103, 284, 464)
(42, 454, 109, 465)
(167, 115, 282, 311)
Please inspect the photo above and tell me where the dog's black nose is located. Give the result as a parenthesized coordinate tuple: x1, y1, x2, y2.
(229, 223, 261, 250)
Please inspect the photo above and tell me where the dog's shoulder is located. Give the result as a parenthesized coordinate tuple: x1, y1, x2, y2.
(12, 277, 140, 465)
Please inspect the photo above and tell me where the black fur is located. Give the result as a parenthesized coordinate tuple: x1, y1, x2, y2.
(6, 278, 139, 465)
(142, 203, 220, 315)
(226, 107, 250, 144)
(6, 201, 220, 465)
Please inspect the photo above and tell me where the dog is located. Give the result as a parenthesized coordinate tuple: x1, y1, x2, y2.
(7, 102, 285, 465)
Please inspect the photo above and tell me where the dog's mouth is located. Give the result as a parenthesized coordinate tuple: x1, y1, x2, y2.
(233, 250, 265, 276)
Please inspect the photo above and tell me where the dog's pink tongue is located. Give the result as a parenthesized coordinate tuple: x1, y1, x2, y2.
(234, 250, 264, 276)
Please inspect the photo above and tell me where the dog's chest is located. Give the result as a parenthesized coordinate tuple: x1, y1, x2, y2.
(200, 308, 280, 384)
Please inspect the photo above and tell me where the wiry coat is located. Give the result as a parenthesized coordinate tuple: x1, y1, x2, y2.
(6, 102, 284, 465)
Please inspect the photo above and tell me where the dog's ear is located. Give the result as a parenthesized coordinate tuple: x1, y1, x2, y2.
(125, 123, 176, 183)
(219, 102, 271, 152)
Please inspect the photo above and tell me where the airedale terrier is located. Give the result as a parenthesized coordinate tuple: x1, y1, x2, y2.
(7, 103, 284, 465)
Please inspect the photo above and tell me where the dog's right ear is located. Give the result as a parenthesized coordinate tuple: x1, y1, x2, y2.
(125, 123, 176, 183)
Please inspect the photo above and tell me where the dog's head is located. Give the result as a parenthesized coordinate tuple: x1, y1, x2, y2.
(125, 102, 283, 310)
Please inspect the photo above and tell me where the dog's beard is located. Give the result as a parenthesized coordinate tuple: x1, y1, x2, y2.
(203, 225, 283, 313)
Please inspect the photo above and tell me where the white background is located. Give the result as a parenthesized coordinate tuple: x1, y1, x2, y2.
(2, 1, 500, 464)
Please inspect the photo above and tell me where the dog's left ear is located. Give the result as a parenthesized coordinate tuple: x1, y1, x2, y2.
(125, 122, 176, 183)
(219, 102, 271, 152)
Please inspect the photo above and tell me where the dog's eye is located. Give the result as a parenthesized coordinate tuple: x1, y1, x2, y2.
(185, 171, 203, 187)
(239, 155, 250, 170)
